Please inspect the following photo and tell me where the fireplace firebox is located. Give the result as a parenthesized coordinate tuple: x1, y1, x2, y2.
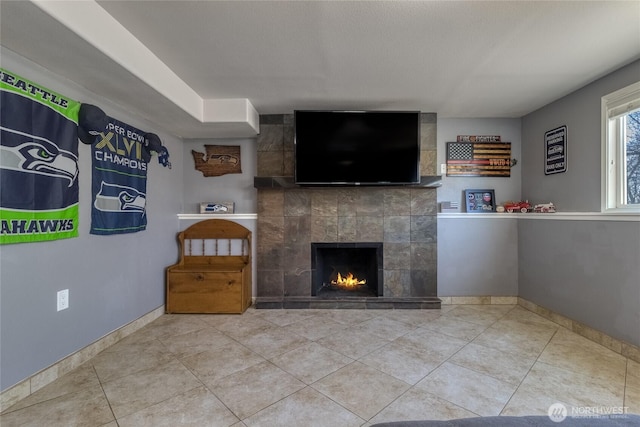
(311, 243, 383, 298)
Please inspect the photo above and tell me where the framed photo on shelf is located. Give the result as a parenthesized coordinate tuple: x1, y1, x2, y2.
(464, 189, 496, 213)
(200, 202, 235, 214)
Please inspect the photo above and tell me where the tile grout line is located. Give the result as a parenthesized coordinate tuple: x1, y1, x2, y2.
(623, 359, 628, 410)
(233, 312, 365, 423)
(93, 364, 119, 426)
(281, 312, 402, 424)
(198, 315, 325, 423)
(445, 305, 524, 417)
(344, 307, 507, 422)
(498, 326, 560, 416)
(157, 329, 243, 425)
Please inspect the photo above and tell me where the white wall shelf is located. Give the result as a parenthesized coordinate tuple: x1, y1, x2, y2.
(438, 212, 639, 221)
(178, 212, 638, 221)
(178, 213, 258, 220)
(178, 212, 639, 221)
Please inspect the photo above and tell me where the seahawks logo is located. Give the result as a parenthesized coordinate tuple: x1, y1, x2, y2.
(94, 181, 146, 214)
(0, 126, 78, 187)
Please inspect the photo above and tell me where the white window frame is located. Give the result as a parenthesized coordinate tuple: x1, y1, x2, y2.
(601, 81, 640, 213)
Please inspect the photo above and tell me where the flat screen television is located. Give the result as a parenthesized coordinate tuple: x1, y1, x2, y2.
(294, 110, 421, 185)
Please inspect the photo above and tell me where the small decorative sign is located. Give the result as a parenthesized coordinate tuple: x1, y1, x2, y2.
(200, 202, 235, 214)
(192, 145, 241, 177)
(544, 126, 567, 175)
(440, 201, 460, 213)
(465, 189, 496, 213)
(456, 135, 501, 142)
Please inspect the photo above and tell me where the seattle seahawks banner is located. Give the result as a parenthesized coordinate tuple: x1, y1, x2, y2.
(0, 69, 82, 244)
(90, 116, 149, 235)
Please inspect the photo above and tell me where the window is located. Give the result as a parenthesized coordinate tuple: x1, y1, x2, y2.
(602, 82, 640, 212)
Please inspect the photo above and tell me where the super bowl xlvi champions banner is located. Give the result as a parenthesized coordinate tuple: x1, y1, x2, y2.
(0, 69, 81, 244)
(90, 117, 148, 235)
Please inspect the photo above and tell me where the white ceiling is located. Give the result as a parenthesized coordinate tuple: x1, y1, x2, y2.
(1, 1, 639, 139)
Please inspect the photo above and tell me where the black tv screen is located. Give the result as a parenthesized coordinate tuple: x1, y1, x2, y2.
(294, 111, 420, 185)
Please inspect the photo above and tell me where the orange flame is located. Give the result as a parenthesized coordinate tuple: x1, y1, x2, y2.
(331, 272, 366, 288)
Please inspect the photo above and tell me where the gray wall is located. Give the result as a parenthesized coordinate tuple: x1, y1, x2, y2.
(182, 139, 258, 214)
(438, 217, 518, 297)
(522, 60, 640, 212)
(0, 48, 183, 391)
(437, 118, 522, 207)
(180, 139, 259, 297)
(436, 118, 521, 297)
(519, 220, 640, 346)
(519, 59, 640, 347)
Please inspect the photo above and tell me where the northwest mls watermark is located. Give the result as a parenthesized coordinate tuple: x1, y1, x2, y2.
(548, 403, 630, 423)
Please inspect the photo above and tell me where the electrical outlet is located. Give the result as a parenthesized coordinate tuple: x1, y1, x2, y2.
(57, 289, 69, 311)
(440, 163, 447, 174)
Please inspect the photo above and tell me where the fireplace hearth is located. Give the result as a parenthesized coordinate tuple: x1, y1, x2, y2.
(311, 243, 383, 298)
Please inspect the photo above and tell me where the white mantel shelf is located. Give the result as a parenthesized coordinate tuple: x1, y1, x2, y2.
(178, 213, 258, 220)
(438, 212, 639, 221)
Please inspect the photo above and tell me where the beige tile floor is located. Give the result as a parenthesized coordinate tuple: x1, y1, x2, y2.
(1, 304, 639, 426)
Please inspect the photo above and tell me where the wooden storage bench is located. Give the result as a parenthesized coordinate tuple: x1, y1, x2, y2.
(166, 219, 252, 314)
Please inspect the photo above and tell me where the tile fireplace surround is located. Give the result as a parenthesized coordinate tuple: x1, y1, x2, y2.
(254, 113, 441, 309)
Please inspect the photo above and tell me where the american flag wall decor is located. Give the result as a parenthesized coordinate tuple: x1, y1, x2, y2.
(446, 141, 512, 177)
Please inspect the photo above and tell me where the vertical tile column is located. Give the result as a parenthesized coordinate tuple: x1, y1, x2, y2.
(256, 115, 286, 297)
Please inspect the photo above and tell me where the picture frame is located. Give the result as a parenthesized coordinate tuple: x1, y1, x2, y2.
(200, 202, 235, 214)
(464, 189, 496, 213)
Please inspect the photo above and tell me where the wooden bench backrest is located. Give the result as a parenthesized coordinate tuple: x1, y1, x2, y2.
(175, 219, 251, 268)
